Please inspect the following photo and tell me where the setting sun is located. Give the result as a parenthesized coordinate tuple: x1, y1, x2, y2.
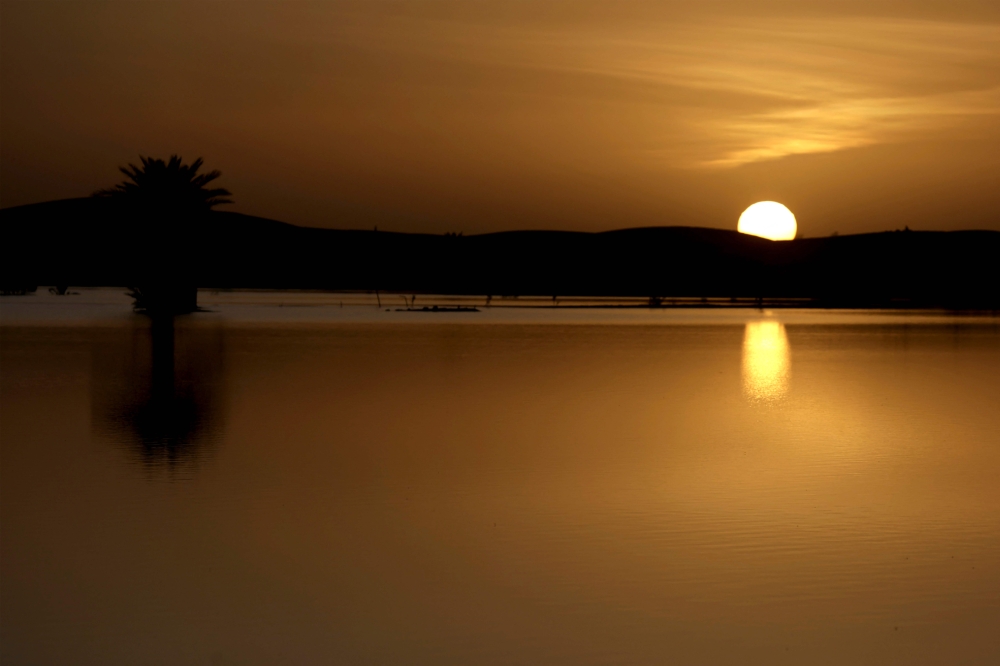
(738, 201, 797, 240)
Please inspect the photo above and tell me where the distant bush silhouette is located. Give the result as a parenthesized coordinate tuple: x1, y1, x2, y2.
(93, 155, 231, 213)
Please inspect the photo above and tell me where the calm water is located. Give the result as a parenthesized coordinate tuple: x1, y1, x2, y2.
(2, 290, 999, 665)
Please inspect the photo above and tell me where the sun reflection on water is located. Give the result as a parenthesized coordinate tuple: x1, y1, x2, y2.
(742, 321, 790, 402)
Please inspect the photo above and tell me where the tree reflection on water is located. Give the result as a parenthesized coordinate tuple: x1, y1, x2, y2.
(91, 316, 225, 473)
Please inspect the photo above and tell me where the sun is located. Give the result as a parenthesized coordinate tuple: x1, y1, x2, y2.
(738, 202, 797, 241)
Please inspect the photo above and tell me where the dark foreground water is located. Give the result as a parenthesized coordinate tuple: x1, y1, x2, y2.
(2, 291, 999, 665)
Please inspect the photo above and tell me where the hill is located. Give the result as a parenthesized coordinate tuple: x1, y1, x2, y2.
(1, 198, 997, 308)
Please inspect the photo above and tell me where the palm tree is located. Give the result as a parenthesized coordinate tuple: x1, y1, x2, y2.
(94, 155, 232, 315)
(93, 155, 231, 212)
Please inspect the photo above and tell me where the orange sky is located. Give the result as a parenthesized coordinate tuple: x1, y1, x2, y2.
(2, 1, 998, 236)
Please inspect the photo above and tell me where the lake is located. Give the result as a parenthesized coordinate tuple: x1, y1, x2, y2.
(2, 290, 999, 665)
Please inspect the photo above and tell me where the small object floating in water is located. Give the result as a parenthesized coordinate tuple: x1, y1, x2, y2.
(394, 305, 480, 312)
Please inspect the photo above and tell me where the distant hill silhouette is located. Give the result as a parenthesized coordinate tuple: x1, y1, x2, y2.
(1, 197, 997, 308)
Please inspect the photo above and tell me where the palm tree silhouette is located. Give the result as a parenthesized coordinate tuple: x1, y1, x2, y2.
(94, 155, 231, 212)
(94, 155, 232, 314)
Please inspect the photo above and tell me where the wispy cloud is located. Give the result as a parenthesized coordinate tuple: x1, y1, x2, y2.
(388, 15, 1000, 168)
(698, 83, 1000, 167)
(652, 18, 1000, 166)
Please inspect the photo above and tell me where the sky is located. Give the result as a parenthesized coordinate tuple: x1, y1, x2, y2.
(2, 0, 998, 236)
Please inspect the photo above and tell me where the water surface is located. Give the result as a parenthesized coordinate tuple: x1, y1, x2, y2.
(2, 291, 999, 665)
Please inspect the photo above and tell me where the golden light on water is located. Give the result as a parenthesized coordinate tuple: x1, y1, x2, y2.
(742, 321, 791, 401)
(738, 202, 797, 241)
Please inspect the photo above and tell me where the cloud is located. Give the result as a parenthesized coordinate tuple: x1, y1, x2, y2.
(385, 14, 1000, 168)
(697, 83, 1000, 167)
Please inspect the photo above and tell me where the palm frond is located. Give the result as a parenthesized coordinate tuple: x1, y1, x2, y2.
(93, 154, 233, 210)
